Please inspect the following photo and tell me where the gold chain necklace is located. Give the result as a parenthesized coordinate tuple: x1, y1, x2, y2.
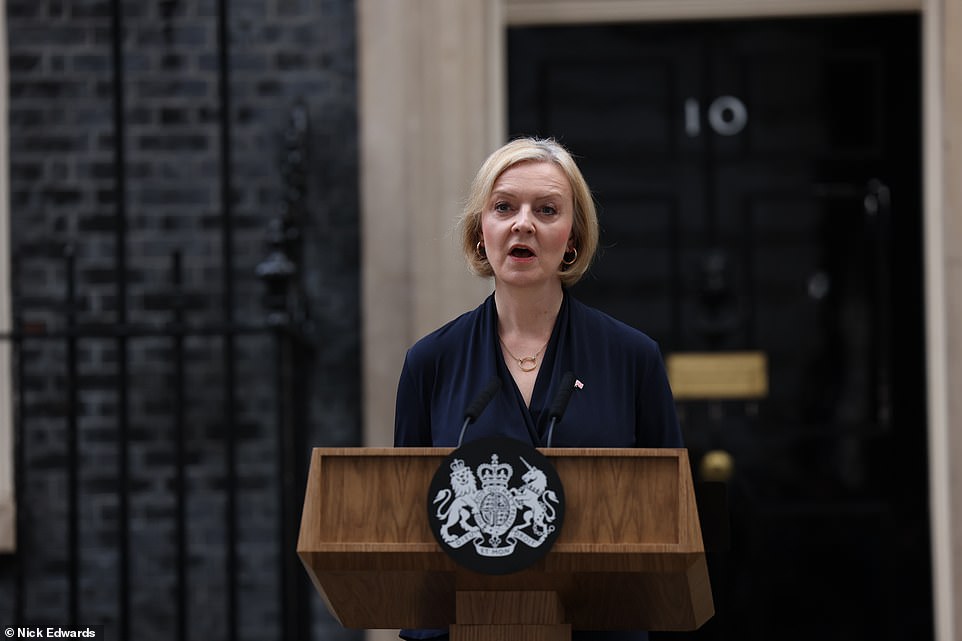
(498, 335, 549, 372)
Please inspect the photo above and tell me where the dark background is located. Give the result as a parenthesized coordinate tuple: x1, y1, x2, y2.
(0, 1, 362, 640)
(0, 4, 934, 641)
(510, 14, 930, 641)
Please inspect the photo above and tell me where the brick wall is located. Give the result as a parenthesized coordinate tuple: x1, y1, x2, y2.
(0, 1, 362, 640)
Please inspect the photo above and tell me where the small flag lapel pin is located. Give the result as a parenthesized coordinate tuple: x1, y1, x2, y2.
(574, 379, 584, 389)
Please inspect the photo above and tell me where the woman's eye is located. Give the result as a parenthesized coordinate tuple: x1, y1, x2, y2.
(494, 202, 511, 212)
(539, 205, 557, 215)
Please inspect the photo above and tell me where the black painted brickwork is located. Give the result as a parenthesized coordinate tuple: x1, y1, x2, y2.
(0, 1, 362, 640)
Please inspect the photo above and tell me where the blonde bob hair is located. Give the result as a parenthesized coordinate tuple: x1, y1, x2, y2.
(459, 137, 599, 287)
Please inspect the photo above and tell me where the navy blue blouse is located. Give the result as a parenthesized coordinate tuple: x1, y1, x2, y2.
(395, 291, 681, 450)
(393, 291, 682, 641)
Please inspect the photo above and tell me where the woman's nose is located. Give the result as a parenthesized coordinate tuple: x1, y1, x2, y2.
(512, 206, 535, 232)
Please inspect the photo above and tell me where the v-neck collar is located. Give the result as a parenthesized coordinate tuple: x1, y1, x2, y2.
(488, 291, 569, 445)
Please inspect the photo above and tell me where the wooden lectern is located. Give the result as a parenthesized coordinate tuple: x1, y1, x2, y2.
(298, 448, 713, 640)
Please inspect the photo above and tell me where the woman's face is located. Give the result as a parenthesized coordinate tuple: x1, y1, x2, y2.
(480, 161, 575, 290)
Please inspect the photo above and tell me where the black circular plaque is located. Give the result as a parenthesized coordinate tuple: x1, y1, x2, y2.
(426, 436, 565, 575)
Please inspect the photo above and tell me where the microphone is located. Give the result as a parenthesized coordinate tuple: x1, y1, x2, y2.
(457, 377, 502, 447)
(545, 372, 576, 448)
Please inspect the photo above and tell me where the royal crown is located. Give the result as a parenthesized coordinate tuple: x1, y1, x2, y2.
(477, 454, 512, 487)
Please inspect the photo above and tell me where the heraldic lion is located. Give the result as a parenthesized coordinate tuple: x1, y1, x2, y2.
(433, 459, 480, 543)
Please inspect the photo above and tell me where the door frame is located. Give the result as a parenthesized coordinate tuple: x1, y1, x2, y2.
(357, 2, 958, 639)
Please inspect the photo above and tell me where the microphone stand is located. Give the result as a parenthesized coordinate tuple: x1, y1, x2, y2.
(457, 417, 472, 448)
(545, 417, 559, 448)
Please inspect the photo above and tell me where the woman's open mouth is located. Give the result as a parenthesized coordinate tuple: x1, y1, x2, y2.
(509, 246, 535, 258)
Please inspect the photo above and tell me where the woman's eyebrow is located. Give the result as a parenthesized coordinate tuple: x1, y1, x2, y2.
(490, 188, 564, 200)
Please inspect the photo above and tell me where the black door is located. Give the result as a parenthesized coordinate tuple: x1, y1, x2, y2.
(509, 15, 930, 641)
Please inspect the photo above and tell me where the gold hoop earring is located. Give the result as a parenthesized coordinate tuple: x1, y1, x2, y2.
(562, 247, 578, 266)
(476, 241, 486, 259)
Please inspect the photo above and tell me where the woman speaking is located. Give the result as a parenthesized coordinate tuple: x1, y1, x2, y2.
(394, 137, 682, 641)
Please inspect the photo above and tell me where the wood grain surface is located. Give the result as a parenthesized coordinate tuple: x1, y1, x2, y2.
(297, 447, 713, 631)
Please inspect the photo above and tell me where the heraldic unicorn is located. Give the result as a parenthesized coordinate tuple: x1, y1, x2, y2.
(433, 452, 561, 558)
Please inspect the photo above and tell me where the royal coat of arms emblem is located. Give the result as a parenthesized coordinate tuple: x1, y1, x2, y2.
(427, 437, 565, 575)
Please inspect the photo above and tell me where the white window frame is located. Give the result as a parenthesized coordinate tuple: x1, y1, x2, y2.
(0, 0, 15, 553)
